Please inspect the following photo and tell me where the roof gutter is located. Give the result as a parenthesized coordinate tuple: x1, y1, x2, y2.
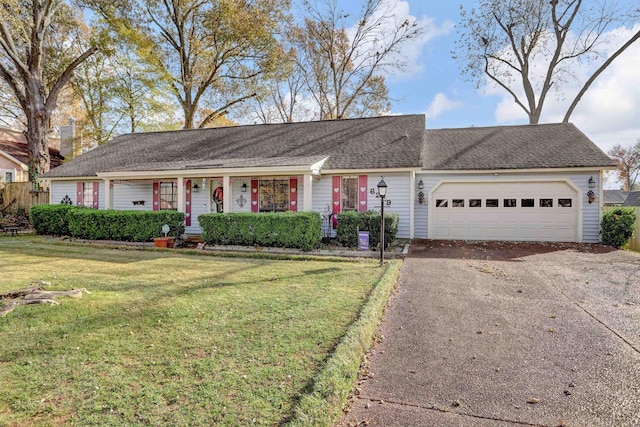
(419, 166, 617, 174)
(94, 162, 328, 181)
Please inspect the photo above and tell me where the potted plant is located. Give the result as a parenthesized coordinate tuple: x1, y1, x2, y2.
(153, 236, 176, 248)
(154, 224, 175, 248)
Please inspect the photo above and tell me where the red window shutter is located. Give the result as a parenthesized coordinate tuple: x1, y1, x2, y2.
(153, 181, 159, 211)
(332, 176, 341, 228)
(332, 176, 341, 215)
(289, 177, 298, 212)
(92, 182, 99, 209)
(251, 179, 259, 213)
(185, 180, 192, 226)
(76, 182, 83, 207)
(358, 175, 368, 212)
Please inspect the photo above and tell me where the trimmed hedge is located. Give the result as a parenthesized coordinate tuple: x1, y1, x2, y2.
(31, 205, 185, 241)
(30, 204, 77, 236)
(67, 210, 185, 241)
(601, 207, 636, 248)
(336, 210, 399, 249)
(199, 212, 322, 251)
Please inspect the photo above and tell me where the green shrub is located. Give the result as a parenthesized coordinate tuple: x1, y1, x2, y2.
(199, 212, 322, 251)
(336, 210, 398, 249)
(601, 207, 636, 248)
(30, 204, 77, 236)
(67, 210, 185, 241)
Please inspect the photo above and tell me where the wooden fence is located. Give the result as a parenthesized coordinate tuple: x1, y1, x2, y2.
(629, 207, 640, 252)
(0, 182, 49, 214)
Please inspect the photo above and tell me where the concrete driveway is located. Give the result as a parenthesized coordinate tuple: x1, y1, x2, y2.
(342, 241, 640, 427)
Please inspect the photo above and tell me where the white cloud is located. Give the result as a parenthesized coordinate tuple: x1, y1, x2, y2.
(483, 23, 640, 154)
(425, 93, 463, 120)
(345, 0, 453, 78)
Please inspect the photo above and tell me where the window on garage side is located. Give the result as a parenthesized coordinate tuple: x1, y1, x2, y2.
(452, 199, 464, 207)
(504, 198, 516, 207)
(540, 198, 553, 207)
(436, 199, 448, 207)
(341, 176, 358, 211)
(469, 199, 481, 207)
(486, 199, 498, 207)
(521, 198, 535, 207)
(558, 198, 572, 207)
(159, 182, 177, 210)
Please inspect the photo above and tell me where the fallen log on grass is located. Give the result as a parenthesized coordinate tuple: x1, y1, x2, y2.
(0, 285, 90, 316)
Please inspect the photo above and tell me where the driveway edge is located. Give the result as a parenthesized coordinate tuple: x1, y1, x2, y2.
(284, 260, 402, 426)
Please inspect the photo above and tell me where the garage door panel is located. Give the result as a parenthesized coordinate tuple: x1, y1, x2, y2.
(431, 181, 578, 242)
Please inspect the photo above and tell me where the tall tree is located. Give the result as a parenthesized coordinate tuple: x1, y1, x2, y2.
(291, 0, 422, 120)
(71, 48, 123, 146)
(0, 0, 97, 180)
(0, 81, 24, 128)
(454, 0, 640, 124)
(608, 140, 640, 192)
(252, 46, 313, 123)
(86, 0, 289, 129)
(111, 52, 177, 134)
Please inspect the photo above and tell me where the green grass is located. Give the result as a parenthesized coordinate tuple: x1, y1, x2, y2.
(0, 236, 386, 426)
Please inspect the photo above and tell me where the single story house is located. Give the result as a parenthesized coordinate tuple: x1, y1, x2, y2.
(41, 114, 616, 243)
(1, 127, 64, 183)
(603, 190, 640, 207)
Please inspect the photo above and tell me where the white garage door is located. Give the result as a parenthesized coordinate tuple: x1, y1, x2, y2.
(430, 181, 578, 242)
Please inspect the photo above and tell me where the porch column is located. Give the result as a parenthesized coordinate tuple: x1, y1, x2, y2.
(177, 177, 185, 213)
(103, 179, 112, 209)
(303, 174, 313, 212)
(223, 176, 231, 213)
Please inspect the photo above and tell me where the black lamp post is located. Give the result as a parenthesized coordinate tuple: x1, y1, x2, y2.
(377, 176, 388, 265)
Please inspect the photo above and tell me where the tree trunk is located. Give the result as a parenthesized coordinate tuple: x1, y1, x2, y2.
(0, 285, 90, 316)
(24, 87, 51, 184)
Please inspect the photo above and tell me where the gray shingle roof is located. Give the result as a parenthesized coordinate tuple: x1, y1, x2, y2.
(43, 115, 425, 178)
(622, 191, 640, 207)
(603, 190, 629, 205)
(423, 123, 616, 170)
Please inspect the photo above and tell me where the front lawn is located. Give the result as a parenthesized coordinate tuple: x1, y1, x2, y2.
(0, 237, 384, 426)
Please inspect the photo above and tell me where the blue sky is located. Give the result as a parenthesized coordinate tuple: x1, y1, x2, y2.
(352, 0, 640, 160)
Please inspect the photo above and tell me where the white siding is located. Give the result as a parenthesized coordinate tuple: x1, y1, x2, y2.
(50, 181, 77, 205)
(50, 180, 104, 209)
(414, 175, 432, 239)
(311, 176, 334, 215)
(417, 171, 602, 243)
(112, 182, 153, 211)
(367, 173, 412, 239)
(230, 178, 252, 214)
(188, 179, 211, 234)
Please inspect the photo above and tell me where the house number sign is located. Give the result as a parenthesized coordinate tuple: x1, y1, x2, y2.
(369, 188, 391, 205)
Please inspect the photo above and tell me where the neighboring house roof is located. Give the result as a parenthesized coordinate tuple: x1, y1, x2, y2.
(622, 191, 640, 207)
(603, 190, 629, 205)
(43, 115, 426, 178)
(423, 123, 616, 170)
(0, 139, 64, 169)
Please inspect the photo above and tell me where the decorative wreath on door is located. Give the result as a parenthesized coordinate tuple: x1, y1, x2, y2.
(213, 186, 224, 204)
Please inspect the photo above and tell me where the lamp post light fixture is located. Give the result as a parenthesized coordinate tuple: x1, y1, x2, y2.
(377, 176, 388, 266)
